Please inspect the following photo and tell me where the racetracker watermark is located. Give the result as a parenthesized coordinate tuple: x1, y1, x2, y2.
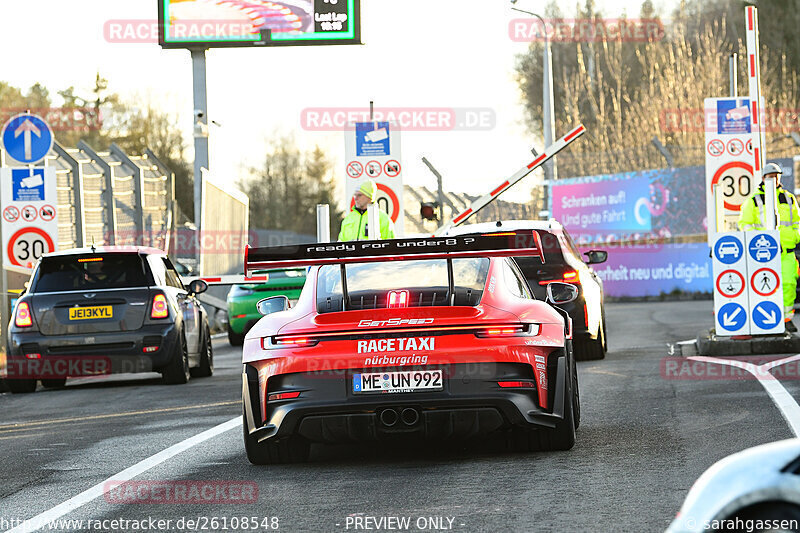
(661, 108, 800, 132)
(300, 107, 496, 132)
(104, 480, 258, 504)
(661, 356, 800, 380)
(104, 19, 255, 43)
(3, 355, 111, 380)
(509, 18, 665, 42)
(1, 107, 101, 132)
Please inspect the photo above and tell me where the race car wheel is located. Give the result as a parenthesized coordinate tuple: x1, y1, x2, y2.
(191, 325, 214, 378)
(7, 378, 37, 394)
(41, 378, 67, 389)
(571, 345, 581, 430)
(243, 413, 310, 465)
(576, 316, 606, 361)
(511, 351, 576, 452)
(162, 330, 190, 385)
(228, 323, 245, 346)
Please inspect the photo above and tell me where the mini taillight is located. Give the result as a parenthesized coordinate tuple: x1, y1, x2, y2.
(268, 391, 301, 401)
(497, 381, 535, 388)
(142, 346, 159, 353)
(387, 290, 409, 308)
(150, 294, 169, 319)
(263, 336, 319, 349)
(24, 352, 41, 359)
(539, 270, 580, 285)
(15, 302, 33, 327)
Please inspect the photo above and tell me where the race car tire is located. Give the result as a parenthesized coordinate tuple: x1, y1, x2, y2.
(191, 325, 214, 378)
(7, 378, 37, 393)
(511, 350, 576, 452)
(575, 315, 606, 361)
(242, 413, 310, 465)
(571, 343, 581, 430)
(228, 324, 245, 346)
(41, 378, 67, 389)
(162, 330, 190, 385)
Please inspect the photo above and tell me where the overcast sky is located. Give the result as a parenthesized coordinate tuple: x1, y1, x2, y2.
(0, 0, 676, 203)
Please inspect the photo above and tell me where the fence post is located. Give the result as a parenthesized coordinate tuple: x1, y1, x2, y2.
(78, 141, 117, 245)
(110, 143, 145, 244)
(53, 142, 85, 247)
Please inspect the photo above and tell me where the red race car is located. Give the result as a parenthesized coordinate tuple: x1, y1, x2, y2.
(241, 231, 580, 464)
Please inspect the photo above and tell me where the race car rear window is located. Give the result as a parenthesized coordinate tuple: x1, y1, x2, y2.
(316, 258, 489, 312)
(33, 254, 151, 292)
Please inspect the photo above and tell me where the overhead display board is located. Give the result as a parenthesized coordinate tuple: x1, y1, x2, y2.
(158, 0, 361, 48)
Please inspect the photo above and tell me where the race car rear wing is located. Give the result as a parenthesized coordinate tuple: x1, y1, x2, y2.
(244, 230, 544, 275)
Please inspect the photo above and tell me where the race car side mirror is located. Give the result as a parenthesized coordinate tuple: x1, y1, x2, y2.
(257, 295, 289, 315)
(546, 282, 579, 305)
(583, 250, 608, 264)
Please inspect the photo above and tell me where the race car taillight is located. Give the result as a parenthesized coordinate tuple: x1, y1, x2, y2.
(150, 294, 169, 319)
(15, 302, 33, 327)
(262, 336, 319, 349)
(387, 290, 409, 308)
(475, 324, 539, 337)
(539, 270, 580, 285)
(267, 391, 301, 401)
(497, 380, 535, 388)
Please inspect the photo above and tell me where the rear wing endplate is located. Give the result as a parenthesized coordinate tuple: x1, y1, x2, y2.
(245, 231, 544, 275)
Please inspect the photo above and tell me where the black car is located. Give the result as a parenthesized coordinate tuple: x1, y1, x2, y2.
(445, 220, 608, 360)
(5, 246, 213, 393)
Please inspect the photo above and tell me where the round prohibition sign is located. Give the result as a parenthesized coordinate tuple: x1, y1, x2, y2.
(384, 160, 401, 177)
(710, 161, 754, 211)
(346, 161, 363, 178)
(365, 160, 382, 178)
(727, 138, 745, 156)
(716, 269, 745, 298)
(39, 204, 56, 221)
(707, 139, 724, 157)
(751, 267, 780, 297)
(3, 205, 19, 223)
(7, 226, 55, 267)
(21, 205, 38, 222)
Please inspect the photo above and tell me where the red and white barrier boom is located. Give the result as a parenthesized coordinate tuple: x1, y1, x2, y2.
(745, 6, 775, 229)
(434, 124, 586, 236)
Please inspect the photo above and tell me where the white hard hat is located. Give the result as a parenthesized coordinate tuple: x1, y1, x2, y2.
(764, 162, 782, 176)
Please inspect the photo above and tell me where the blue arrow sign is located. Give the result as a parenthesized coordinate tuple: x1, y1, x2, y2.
(717, 302, 747, 332)
(752, 301, 782, 330)
(1, 114, 53, 164)
(714, 235, 744, 265)
(749, 233, 779, 262)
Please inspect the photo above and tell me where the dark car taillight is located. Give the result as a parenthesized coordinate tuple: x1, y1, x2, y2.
(150, 294, 169, 319)
(539, 269, 580, 285)
(15, 302, 33, 327)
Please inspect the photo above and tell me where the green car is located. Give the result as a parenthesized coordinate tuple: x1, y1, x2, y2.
(226, 268, 306, 345)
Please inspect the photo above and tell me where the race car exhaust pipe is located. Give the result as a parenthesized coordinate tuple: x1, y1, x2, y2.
(379, 408, 399, 427)
(400, 408, 420, 426)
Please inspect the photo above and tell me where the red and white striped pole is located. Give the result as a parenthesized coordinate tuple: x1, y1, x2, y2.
(745, 6, 775, 229)
(435, 124, 586, 235)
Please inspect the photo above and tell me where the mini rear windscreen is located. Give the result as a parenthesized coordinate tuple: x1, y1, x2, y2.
(34, 254, 150, 292)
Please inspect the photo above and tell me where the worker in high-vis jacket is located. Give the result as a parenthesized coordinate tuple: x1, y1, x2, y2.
(738, 162, 800, 331)
(338, 179, 395, 241)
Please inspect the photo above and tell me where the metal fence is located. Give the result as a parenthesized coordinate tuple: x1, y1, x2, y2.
(0, 141, 175, 253)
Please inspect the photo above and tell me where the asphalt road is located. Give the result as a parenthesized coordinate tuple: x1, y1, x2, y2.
(1, 300, 797, 533)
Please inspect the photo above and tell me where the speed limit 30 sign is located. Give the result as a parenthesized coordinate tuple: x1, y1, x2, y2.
(0, 166, 58, 268)
(705, 97, 755, 243)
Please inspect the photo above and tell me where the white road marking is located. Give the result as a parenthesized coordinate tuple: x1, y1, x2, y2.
(5, 417, 239, 533)
(689, 354, 800, 436)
